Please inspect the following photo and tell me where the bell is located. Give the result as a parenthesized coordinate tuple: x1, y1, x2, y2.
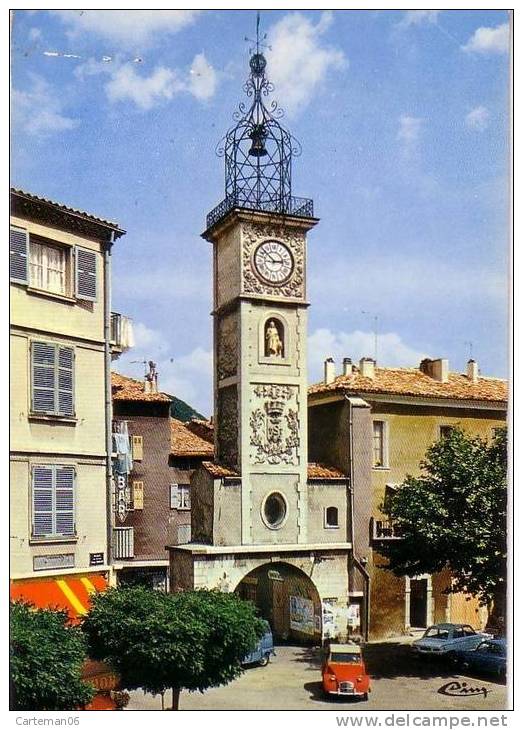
(248, 125, 268, 157)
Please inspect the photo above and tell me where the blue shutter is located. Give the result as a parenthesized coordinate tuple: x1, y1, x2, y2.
(55, 466, 75, 536)
(10, 226, 28, 284)
(57, 347, 74, 416)
(32, 342, 56, 413)
(76, 247, 97, 301)
(32, 466, 54, 537)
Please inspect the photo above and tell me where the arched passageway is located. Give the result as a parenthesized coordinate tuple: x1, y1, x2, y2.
(235, 561, 322, 644)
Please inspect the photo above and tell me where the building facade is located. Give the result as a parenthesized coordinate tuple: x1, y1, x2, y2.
(308, 356, 508, 639)
(168, 50, 362, 644)
(10, 188, 126, 615)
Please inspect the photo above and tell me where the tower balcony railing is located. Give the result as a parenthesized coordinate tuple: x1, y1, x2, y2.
(206, 193, 314, 230)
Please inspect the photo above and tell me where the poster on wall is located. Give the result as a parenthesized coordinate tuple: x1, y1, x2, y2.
(289, 595, 315, 635)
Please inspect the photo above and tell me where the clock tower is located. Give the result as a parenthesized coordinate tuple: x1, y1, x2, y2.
(169, 33, 357, 644)
(203, 47, 317, 546)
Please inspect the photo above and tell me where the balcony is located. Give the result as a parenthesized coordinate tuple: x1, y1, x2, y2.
(110, 312, 134, 357)
(371, 518, 403, 541)
(113, 526, 134, 559)
(206, 194, 314, 230)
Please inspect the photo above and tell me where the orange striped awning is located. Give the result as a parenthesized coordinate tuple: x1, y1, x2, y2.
(10, 573, 108, 622)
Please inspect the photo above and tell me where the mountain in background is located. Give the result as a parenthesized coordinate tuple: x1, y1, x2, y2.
(167, 394, 206, 423)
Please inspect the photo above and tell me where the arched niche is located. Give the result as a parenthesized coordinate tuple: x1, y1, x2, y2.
(258, 311, 291, 366)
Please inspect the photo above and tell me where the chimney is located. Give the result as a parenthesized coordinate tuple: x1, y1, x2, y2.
(420, 358, 449, 383)
(359, 357, 375, 379)
(467, 359, 478, 383)
(431, 358, 449, 383)
(324, 357, 336, 384)
(342, 357, 352, 376)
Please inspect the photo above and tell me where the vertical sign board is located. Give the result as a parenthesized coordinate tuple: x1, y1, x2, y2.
(289, 595, 315, 635)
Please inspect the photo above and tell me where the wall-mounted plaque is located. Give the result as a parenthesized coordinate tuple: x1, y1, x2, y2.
(33, 553, 75, 571)
(89, 552, 105, 566)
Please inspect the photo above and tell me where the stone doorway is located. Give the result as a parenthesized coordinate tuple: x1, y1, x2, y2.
(409, 578, 428, 628)
(235, 561, 322, 644)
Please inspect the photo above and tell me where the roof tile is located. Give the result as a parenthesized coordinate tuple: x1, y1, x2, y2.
(111, 372, 171, 403)
(170, 419, 214, 458)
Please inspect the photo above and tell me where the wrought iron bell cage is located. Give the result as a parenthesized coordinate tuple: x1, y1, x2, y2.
(207, 51, 313, 229)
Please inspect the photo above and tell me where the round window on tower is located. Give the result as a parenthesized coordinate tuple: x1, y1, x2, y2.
(261, 492, 288, 530)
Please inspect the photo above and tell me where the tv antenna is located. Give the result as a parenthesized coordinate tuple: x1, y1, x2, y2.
(361, 311, 379, 363)
(130, 359, 148, 376)
(464, 341, 474, 360)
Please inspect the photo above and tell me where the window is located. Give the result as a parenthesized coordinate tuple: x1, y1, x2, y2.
(170, 483, 190, 510)
(132, 435, 144, 461)
(32, 465, 75, 538)
(439, 425, 454, 440)
(132, 481, 144, 510)
(325, 506, 339, 528)
(9, 226, 97, 301)
(31, 341, 74, 417)
(262, 492, 287, 529)
(30, 239, 69, 295)
(373, 421, 388, 467)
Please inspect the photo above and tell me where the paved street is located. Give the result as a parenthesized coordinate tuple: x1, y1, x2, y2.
(126, 639, 507, 711)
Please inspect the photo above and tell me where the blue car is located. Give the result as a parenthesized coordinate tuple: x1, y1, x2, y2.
(413, 623, 490, 657)
(242, 622, 275, 667)
(454, 639, 507, 677)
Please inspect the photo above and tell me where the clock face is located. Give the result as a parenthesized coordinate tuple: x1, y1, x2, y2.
(253, 240, 294, 285)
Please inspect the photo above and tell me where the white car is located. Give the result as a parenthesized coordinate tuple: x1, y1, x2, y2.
(413, 623, 491, 657)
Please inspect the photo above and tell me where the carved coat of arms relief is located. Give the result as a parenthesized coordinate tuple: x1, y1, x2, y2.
(249, 384, 300, 465)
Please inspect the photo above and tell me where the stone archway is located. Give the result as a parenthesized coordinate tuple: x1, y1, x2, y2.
(234, 561, 322, 644)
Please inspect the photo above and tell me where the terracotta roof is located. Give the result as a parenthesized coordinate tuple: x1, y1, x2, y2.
(170, 419, 214, 458)
(201, 461, 239, 478)
(185, 419, 214, 442)
(309, 367, 507, 403)
(307, 463, 347, 480)
(111, 372, 172, 403)
(11, 188, 125, 234)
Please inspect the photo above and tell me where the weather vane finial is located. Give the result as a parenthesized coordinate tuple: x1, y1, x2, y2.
(244, 10, 270, 56)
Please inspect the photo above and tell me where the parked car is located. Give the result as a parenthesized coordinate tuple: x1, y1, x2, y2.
(413, 623, 491, 657)
(454, 638, 506, 677)
(241, 622, 275, 667)
(322, 643, 370, 700)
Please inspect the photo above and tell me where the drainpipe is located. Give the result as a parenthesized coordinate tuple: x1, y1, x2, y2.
(104, 234, 115, 579)
(345, 394, 371, 642)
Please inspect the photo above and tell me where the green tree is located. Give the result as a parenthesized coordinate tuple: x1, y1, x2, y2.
(82, 586, 265, 710)
(10, 601, 95, 710)
(380, 427, 507, 627)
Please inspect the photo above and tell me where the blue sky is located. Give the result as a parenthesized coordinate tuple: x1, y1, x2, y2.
(11, 9, 510, 415)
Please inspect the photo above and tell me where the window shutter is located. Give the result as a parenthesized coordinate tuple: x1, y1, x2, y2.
(32, 466, 54, 537)
(10, 226, 28, 284)
(133, 481, 144, 510)
(170, 483, 180, 509)
(76, 247, 97, 301)
(55, 466, 75, 535)
(57, 347, 74, 416)
(132, 435, 143, 461)
(32, 342, 56, 413)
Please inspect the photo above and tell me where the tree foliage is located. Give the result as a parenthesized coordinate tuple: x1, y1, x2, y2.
(10, 601, 94, 710)
(380, 427, 507, 609)
(82, 586, 265, 708)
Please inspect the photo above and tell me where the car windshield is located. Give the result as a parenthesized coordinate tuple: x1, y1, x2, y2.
(424, 627, 449, 639)
(330, 652, 361, 663)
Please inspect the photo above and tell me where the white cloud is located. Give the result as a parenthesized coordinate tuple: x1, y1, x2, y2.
(398, 10, 441, 28)
(188, 53, 218, 101)
(105, 64, 184, 110)
(397, 114, 423, 160)
(266, 11, 346, 117)
(461, 23, 509, 55)
(116, 321, 213, 414)
(466, 105, 490, 131)
(11, 75, 78, 137)
(100, 52, 218, 110)
(52, 9, 201, 46)
(308, 328, 429, 384)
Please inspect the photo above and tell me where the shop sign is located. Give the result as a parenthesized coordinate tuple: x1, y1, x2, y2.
(34, 553, 75, 571)
(268, 569, 284, 582)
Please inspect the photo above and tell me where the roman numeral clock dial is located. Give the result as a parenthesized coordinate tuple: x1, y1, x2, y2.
(253, 240, 294, 285)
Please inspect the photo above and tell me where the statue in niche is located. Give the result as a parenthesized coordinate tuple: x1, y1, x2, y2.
(265, 320, 284, 358)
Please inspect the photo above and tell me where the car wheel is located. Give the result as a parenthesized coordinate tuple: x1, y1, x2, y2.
(362, 693, 369, 701)
(259, 654, 270, 667)
(447, 651, 458, 666)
